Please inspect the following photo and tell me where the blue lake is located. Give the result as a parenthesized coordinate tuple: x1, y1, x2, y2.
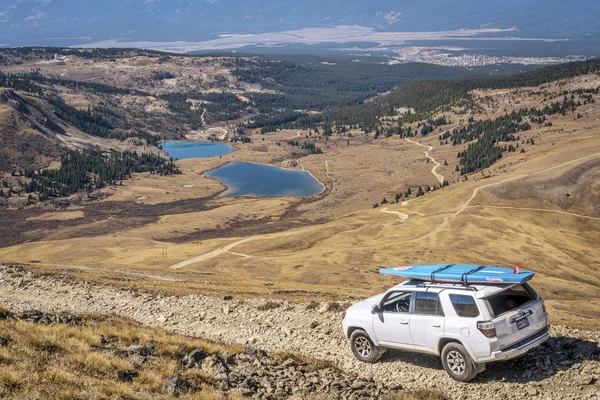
(162, 141, 234, 159)
(206, 162, 324, 198)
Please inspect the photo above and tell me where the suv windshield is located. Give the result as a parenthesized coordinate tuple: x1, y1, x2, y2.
(484, 284, 536, 318)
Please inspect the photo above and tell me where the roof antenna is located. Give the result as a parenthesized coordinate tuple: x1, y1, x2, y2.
(514, 262, 522, 274)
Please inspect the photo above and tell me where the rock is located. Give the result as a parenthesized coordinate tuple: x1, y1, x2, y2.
(15, 310, 82, 325)
(120, 344, 153, 357)
(117, 370, 139, 382)
(576, 375, 595, 385)
(202, 355, 230, 375)
(223, 295, 233, 301)
(0, 337, 11, 347)
(309, 321, 319, 329)
(99, 335, 121, 348)
(0, 310, 13, 320)
(570, 341, 598, 359)
(156, 315, 168, 324)
(182, 349, 208, 369)
(223, 305, 231, 315)
(527, 387, 539, 396)
(162, 375, 195, 396)
(281, 358, 296, 368)
(318, 303, 329, 314)
(229, 387, 254, 397)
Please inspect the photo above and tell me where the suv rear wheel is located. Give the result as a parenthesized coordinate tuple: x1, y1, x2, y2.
(349, 329, 384, 363)
(441, 342, 477, 382)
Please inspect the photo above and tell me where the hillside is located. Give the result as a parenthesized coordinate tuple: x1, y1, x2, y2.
(0, 297, 419, 399)
(0, 89, 129, 172)
(1, 264, 598, 399)
(0, 90, 65, 172)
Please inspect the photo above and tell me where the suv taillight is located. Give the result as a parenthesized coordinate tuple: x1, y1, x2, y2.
(477, 321, 497, 338)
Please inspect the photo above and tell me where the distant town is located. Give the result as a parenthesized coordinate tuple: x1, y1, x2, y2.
(389, 47, 588, 67)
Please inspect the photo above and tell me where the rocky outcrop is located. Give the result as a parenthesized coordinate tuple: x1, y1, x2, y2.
(194, 351, 397, 399)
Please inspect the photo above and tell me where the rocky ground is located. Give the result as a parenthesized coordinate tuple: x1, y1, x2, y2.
(0, 308, 404, 399)
(1, 264, 599, 399)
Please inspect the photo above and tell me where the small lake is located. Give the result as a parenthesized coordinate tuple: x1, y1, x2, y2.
(161, 141, 234, 159)
(206, 162, 324, 198)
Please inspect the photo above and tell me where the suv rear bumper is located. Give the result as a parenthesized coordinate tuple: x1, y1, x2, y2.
(476, 325, 551, 363)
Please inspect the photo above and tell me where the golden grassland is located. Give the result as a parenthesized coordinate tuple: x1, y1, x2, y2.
(0, 308, 242, 400)
(1, 75, 599, 331)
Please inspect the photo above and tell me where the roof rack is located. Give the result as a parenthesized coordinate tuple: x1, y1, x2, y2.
(413, 281, 478, 291)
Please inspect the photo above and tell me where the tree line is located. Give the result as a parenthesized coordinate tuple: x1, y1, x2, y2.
(320, 58, 600, 132)
(3, 149, 181, 201)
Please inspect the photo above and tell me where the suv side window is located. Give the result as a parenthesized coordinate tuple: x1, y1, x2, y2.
(449, 294, 480, 318)
(381, 291, 412, 313)
(414, 292, 444, 316)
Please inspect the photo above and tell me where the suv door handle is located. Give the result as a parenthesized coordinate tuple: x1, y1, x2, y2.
(400, 320, 409, 325)
(432, 324, 441, 328)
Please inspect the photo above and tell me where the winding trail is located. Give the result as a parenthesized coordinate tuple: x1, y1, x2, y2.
(200, 108, 207, 127)
(283, 131, 303, 141)
(170, 238, 255, 269)
(404, 137, 445, 184)
(467, 205, 600, 221)
(415, 152, 600, 262)
(379, 207, 409, 220)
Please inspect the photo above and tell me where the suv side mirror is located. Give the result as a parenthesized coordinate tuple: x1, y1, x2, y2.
(371, 304, 381, 314)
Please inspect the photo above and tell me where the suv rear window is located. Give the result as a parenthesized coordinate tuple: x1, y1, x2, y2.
(414, 292, 444, 316)
(449, 294, 480, 318)
(485, 284, 536, 317)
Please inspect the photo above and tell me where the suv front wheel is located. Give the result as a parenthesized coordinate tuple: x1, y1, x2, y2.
(441, 342, 477, 382)
(349, 329, 385, 363)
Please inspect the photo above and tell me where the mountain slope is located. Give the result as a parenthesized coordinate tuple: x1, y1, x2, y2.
(0, 89, 109, 172)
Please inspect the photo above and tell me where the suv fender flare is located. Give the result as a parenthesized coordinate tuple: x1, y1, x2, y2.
(346, 324, 379, 346)
(436, 335, 478, 360)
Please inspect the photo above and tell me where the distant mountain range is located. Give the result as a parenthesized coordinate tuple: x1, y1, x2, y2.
(1, 0, 599, 48)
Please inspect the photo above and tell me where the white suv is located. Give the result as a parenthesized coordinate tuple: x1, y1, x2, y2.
(341, 280, 550, 381)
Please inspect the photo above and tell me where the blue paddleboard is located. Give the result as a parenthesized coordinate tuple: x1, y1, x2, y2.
(379, 264, 534, 285)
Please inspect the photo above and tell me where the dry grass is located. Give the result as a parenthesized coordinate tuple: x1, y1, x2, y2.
(0, 312, 243, 400)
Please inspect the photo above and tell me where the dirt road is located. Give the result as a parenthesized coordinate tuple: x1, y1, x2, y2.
(170, 237, 256, 269)
(404, 138, 445, 184)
